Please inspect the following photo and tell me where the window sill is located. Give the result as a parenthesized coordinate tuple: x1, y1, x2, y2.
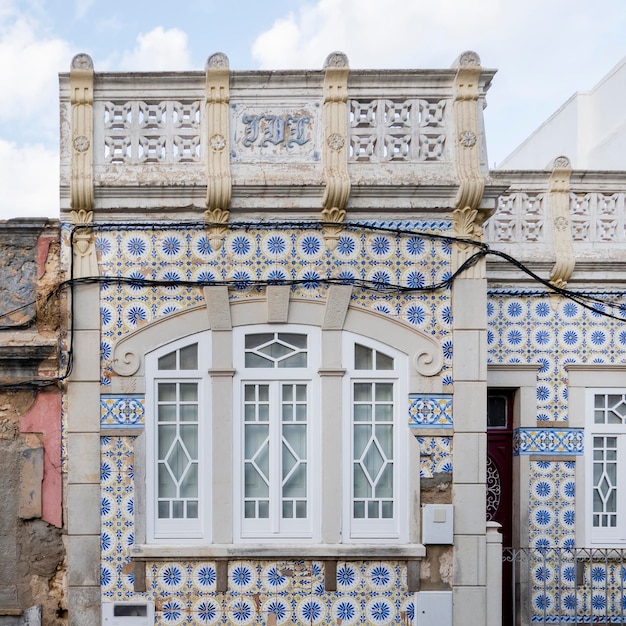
(130, 542, 426, 560)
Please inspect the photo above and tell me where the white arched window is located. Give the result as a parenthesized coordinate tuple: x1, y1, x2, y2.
(145, 333, 211, 542)
(343, 332, 408, 541)
(233, 326, 321, 541)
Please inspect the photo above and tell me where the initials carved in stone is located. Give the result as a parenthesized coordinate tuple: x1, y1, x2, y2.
(241, 114, 311, 148)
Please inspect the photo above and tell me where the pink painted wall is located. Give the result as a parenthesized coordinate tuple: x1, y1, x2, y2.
(20, 391, 62, 528)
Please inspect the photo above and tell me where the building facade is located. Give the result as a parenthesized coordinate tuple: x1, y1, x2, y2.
(58, 51, 626, 626)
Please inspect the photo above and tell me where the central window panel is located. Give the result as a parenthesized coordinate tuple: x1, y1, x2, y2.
(235, 329, 319, 541)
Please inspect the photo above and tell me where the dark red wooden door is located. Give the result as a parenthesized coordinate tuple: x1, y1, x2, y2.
(487, 390, 514, 626)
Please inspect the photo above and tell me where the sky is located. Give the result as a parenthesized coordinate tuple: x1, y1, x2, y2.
(1, 0, 625, 219)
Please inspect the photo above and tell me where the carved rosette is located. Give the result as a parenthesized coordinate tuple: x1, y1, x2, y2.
(321, 52, 350, 250)
(70, 54, 98, 278)
(451, 51, 488, 278)
(205, 53, 232, 250)
(548, 156, 574, 288)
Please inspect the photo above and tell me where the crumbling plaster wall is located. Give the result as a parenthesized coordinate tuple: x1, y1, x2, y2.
(0, 220, 66, 626)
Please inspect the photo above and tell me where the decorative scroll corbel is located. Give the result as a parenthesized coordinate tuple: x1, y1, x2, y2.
(547, 156, 574, 288)
(205, 53, 232, 251)
(69, 53, 98, 278)
(451, 51, 489, 278)
(322, 52, 350, 251)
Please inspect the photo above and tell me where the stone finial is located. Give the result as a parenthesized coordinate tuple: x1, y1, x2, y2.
(324, 51, 349, 69)
(551, 155, 571, 170)
(452, 50, 481, 68)
(71, 53, 93, 71)
(206, 52, 229, 70)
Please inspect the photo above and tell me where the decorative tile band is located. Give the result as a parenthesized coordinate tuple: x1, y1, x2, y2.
(408, 394, 453, 428)
(101, 396, 145, 428)
(514, 428, 583, 455)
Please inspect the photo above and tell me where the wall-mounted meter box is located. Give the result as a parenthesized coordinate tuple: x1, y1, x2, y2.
(414, 591, 453, 626)
(102, 602, 155, 625)
(421, 504, 454, 544)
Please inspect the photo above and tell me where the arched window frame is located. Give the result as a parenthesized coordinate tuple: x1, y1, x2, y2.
(145, 332, 212, 543)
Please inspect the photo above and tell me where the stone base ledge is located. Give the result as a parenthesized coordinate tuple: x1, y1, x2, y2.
(130, 543, 425, 561)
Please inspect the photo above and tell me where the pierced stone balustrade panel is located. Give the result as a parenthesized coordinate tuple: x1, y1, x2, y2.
(100, 100, 202, 164)
(486, 193, 546, 244)
(570, 192, 626, 243)
(348, 98, 447, 163)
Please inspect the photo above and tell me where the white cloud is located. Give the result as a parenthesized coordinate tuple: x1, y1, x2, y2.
(0, 8, 72, 141)
(116, 27, 193, 71)
(75, 0, 95, 20)
(252, 0, 502, 69)
(0, 139, 59, 219)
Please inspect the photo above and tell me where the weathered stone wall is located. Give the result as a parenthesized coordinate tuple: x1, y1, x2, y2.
(0, 220, 65, 626)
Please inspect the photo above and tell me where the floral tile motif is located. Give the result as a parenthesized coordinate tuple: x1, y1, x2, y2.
(487, 291, 626, 422)
(101, 396, 145, 427)
(408, 394, 452, 428)
(514, 428, 584, 455)
(94, 222, 454, 385)
(417, 436, 452, 477)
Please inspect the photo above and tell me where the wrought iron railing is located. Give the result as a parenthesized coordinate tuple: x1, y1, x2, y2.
(503, 547, 626, 625)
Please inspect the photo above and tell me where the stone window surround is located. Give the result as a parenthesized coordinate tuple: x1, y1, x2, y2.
(110, 288, 442, 561)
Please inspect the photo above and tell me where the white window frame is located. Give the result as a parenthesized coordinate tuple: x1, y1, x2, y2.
(342, 331, 408, 542)
(585, 388, 626, 546)
(232, 325, 321, 542)
(145, 333, 211, 543)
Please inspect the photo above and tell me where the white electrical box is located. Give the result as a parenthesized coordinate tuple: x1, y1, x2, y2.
(102, 601, 155, 625)
(421, 504, 454, 544)
(414, 591, 453, 626)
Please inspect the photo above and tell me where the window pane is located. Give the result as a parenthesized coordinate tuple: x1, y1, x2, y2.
(158, 383, 176, 402)
(179, 344, 198, 369)
(279, 353, 307, 368)
(245, 353, 273, 368)
(245, 385, 256, 401)
(245, 464, 269, 497)
(172, 501, 184, 518)
(180, 425, 198, 458)
(381, 501, 393, 518)
(354, 425, 371, 457)
(180, 405, 198, 422)
(368, 501, 379, 518)
(158, 464, 176, 497)
(283, 424, 307, 458)
(354, 501, 365, 518)
(375, 404, 393, 422)
(158, 351, 177, 370)
(353, 464, 371, 497)
(245, 333, 273, 349)
(354, 405, 372, 421)
(279, 333, 307, 349)
(283, 463, 307, 497)
(245, 425, 269, 459)
(282, 501, 293, 518)
(355, 344, 373, 369)
(375, 464, 393, 497)
(282, 386, 293, 401)
(258, 501, 269, 518)
(375, 383, 393, 401)
(375, 425, 393, 457)
(296, 385, 306, 401)
(244, 502, 255, 518)
(181, 463, 198, 497)
(180, 383, 198, 402)
(187, 501, 198, 519)
(158, 425, 176, 458)
(296, 404, 307, 421)
(375, 351, 394, 370)
(354, 383, 372, 401)
(158, 404, 176, 422)
(282, 404, 293, 421)
(260, 342, 292, 359)
(259, 385, 269, 402)
(158, 502, 169, 518)
(296, 501, 307, 518)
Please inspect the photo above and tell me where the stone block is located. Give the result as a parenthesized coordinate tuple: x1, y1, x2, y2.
(67, 535, 100, 586)
(452, 381, 487, 433)
(453, 586, 485, 626)
(453, 331, 485, 382)
(67, 484, 100, 535)
(452, 279, 486, 330)
(453, 534, 486, 586)
(453, 484, 487, 534)
(67, 331, 101, 383)
(67, 586, 100, 626)
(19, 445, 43, 519)
(452, 433, 486, 484)
(67, 434, 100, 484)
(72, 283, 100, 331)
(65, 382, 100, 433)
